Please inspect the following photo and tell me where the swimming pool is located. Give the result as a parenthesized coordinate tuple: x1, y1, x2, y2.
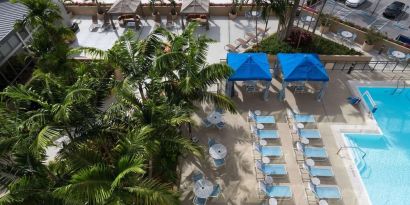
(345, 87, 410, 205)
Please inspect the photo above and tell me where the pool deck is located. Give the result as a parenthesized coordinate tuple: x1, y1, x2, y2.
(179, 71, 410, 205)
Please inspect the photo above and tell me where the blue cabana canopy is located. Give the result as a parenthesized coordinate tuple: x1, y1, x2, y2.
(277, 53, 329, 82)
(227, 53, 272, 81)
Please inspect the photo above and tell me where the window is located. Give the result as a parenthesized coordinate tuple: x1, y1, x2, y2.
(8, 35, 20, 48)
(0, 43, 12, 57)
(18, 28, 29, 40)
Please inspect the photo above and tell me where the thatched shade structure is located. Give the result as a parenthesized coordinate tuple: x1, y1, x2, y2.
(180, 0, 210, 29)
(107, 0, 142, 29)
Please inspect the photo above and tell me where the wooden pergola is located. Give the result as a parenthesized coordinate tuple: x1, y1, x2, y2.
(180, 0, 210, 30)
(107, 0, 142, 30)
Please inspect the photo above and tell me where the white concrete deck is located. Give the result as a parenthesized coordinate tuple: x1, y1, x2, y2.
(70, 15, 278, 63)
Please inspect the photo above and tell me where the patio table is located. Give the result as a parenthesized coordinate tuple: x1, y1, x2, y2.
(194, 179, 214, 198)
(207, 111, 222, 125)
(209, 144, 227, 159)
(340, 30, 353, 38)
(392, 50, 406, 59)
(262, 156, 270, 163)
(257, 123, 265, 129)
(260, 139, 268, 146)
(269, 197, 278, 205)
(297, 123, 304, 129)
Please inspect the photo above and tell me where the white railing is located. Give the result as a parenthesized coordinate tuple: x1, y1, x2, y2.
(362, 90, 377, 115)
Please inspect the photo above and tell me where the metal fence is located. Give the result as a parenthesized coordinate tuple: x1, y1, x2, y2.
(322, 60, 410, 72)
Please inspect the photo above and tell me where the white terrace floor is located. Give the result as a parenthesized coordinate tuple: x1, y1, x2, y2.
(70, 15, 278, 63)
(181, 71, 410, 205)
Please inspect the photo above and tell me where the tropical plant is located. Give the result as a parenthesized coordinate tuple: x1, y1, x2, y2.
(319, 13, 332, 26)
(170, 0, 177, 15)
(230, 0, 239, 15)
(364, 28, 384, 45)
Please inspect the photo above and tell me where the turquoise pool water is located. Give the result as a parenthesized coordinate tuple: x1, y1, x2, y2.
(345, 87, 410, 205)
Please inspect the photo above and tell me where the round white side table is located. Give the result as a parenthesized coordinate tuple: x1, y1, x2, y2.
(319, 199, 328, 205)
(306, 159, 315, 167)
(257, 123, 264, 129)
(268, 197, 277, 205)
(265, 176, 273, 184)
(254, 110, 261, 115)
(262, 157, 270, 164)
(301, 137, 309, 145)
(312, 177, 321, 185)
(260, 139, 268, 146)
(297, 123, 304, 129)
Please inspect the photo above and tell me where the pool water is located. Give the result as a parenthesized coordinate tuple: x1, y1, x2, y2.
(345, 87, 410, 205)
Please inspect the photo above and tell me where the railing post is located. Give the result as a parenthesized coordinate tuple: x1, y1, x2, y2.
(347, 62, 356, 74)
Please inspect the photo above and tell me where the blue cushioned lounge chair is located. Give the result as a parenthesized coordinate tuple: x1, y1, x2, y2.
(302, 163, 334, 178)
(308, 182, 341, 200)
(299, 129, 321, 139)
(254, 142, 282, 158)
(259, 181, 292, 198)
(296, 142, 328, 160)
(256, 160, 287, 177)
(248, 111, 275, 124)
(257, 129, 279, 140)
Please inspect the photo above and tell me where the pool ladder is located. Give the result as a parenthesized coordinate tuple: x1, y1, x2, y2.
(391, 76, 406, 95)
(337, 146, 367, 159)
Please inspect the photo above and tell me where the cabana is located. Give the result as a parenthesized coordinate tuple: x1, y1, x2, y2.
(275, 53, 329, 101)
(180, 0, 210, 30)
(107, 0, 142, 30)
(226, 53, 272, 101)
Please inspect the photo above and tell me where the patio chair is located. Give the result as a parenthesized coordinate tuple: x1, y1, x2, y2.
(256, 129, 279, 140)
(208, 138, 216, 147)
(302, 163, 334, 178)
(216, 122, 225, 129)
(308, 182, 341, 200)
(193, 196, 207, 205)
(203, 118, 212, 128)
(166, 14, 174, 29)
(210, 184, 222, 198)
(254, 142, 282, 158)
(296, 142, 328, 161)
(259, 181, 292, 198)
(89, 15, 101, 32)
(298, 129, 322, 139)
(256, 160, 287, 177)
(192, 170, 204, 182)
(213, 158, 225, 168)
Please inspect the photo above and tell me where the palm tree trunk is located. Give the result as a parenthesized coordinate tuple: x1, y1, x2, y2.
(283, 0, 300, 40)
(137, 83, 146, 101)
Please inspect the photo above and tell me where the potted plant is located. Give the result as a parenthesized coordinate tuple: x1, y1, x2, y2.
(169, 0, 178, 20)
(362, 28, 383, 52)
(96, 0, 105, 20)
(319, 14, 331, 33)
(229, 0, 238, 20)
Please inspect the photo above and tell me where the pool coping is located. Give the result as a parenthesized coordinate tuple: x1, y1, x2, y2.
(330, 80, 405, 205)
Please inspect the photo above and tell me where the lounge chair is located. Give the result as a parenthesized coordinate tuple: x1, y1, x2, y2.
(249, 111, 276, 124)
(257, 129, 279, 140)
(302, 163, 334, 178)
(210, 184, 221, 198)
(287, 109, 315, 123)
(224, 43, 240, 52)
(308, 182, 341, 200)
(298, 129, 321, 139)
(245, 32, 257, 42)
(254, 142, 282, 158)
(256, 160, 287, 177)
(236, 38, 249, 47)
(259, 181, 292, 198)
(193, 196, 207, 205)
(296, 142, 328, 160)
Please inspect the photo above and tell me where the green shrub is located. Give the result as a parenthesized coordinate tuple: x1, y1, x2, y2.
(250, 32, 362, 55)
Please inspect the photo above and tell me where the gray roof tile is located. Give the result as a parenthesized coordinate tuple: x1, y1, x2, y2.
(0, 0, 28, 42)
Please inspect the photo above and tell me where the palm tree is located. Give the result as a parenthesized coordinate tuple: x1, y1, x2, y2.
(157, 23, 237, 113)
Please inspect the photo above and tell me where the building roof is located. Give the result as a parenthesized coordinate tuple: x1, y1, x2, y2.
(277, 53, 329, 82)
(0, 0, 28, 42)
(180, 0, 209, 14)
(108, 0, 140, 14)
(227, 52, 272, 81)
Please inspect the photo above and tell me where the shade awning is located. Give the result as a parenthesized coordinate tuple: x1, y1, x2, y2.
(227, 53, 272, 81)
(108, 0, 141, 14)
(180, 0, 209, 14)
(277, 53, 329, 82)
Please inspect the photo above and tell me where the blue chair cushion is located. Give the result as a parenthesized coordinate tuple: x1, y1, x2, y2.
(194, 197, 207, 205)
(310, 167, 334, 177)
(262, 164, 287, 175)
(304, 147, 327, 158)
(295, 114, 315, 123)
(261, 146, 282, 157)
(315, 186, 341, 199)
(255, 116, 275, 124)
(214, 158, 225, 167)
(299, 129, 321, 139)
(257, 130, 279, 139)
(266, 185, 292, 198)
(210, 184, 221, 197)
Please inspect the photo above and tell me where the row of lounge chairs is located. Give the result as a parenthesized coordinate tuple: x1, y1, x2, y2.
(286, 109, 342, 203)
(225, 27, 270, 52)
